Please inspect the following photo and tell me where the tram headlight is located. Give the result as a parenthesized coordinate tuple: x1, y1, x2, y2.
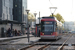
(51, 33, 52, 35)
(43, 33, 44, 35)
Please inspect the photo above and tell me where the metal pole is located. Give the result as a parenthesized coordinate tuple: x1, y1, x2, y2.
(28, 13, 29, 42)
(35, 15, 36, 37)
(39, 11, 40, 24)
(52, 13, 53, 17)
(67, 24, 68, 33)
(34, 12, 37, 37)
(34, 14, 36, 37)
(31, 18, 32, 30)
(30, 17, 32, 34)
(39, 11, 40, 37)
(21, 24, 24, 34)
(26, 11, 30, 42)
(26, 9, 30, 42)
(11, 22, 13, 36)
(64, 22, 65, 33)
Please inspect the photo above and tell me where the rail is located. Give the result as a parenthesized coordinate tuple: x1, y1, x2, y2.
(38, 44, 49, 50)
(57, 34, 73, 50)
(19, 42, 51, 50)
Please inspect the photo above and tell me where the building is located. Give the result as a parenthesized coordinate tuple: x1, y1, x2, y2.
(22, 0, 27, 23)
(0, 0, 13, 37)
(0, 0, 13, 20)
(64, 21, 75, 31)
(0, 0, 27, 37)
(13, 0, 27, 23)
(13, 0, 28, 35)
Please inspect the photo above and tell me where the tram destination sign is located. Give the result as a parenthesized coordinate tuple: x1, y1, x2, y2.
(44, 22, 53, 24)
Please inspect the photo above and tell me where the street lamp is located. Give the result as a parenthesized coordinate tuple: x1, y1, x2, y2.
(49, 7, 57, 17)
(34, 12, 37, 26)
(34, 12, 37, 18)
(26, 9, 30, 42)
(34, 12, 37, 37)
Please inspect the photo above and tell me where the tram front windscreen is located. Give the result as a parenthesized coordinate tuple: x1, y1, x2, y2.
(41, 21, 54, 35)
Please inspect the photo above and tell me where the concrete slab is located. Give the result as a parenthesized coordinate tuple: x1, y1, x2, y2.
(0, 34, 34, 42)
(64, 46, 75, 49)
(10, 37, 40, 44)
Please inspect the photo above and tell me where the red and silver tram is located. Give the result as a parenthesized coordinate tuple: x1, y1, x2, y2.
(40, 17, 62, 40)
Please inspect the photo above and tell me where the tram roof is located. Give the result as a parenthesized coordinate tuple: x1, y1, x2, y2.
(41, 17, 56, 21)
(42, 17, 55, 19)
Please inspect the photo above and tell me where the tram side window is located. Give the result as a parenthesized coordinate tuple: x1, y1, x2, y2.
(41, 22, 44, 32)
(54, 25, 57, 32)
(55, 22, 58, 32)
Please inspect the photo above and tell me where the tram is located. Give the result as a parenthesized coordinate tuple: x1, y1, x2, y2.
(40, 17, 62, 40)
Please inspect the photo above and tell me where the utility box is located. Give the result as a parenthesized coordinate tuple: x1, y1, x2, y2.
(1, 27, 6, 37)
(36, 24, 41, 37)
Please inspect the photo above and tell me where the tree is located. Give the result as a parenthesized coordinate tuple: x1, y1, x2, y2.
(55, 13, 65, 23)
(28, 13, 35, 21)
(60, 18, 65, 23)
(50, 13, 65, 23)
(55, 13, 63, 21)
(28, 13, 36, 26)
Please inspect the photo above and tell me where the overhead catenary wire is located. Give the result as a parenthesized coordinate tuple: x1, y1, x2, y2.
(71, 0, 73, 14)
(49, 0, 53, 6)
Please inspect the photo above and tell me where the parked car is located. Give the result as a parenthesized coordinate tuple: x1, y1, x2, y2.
(71, 31, 75, 33)
(68, 31, 72, 33)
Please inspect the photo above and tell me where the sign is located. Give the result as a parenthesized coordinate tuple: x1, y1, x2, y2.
(44, 22, 53, 24)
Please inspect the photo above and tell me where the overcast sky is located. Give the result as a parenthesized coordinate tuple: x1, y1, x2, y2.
(28, 0, 75, 21)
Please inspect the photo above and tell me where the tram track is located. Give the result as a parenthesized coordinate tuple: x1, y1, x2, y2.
(19, 34, 74, 50)
(57, 34, 73, 50)
(18, 40, 56, 50)
(0, 34, 73, 50)
(0, 34, 74, 50)
(42, 34, 74, 50)
(44, 34, 74, 50)
(19, 43, 51, 50)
